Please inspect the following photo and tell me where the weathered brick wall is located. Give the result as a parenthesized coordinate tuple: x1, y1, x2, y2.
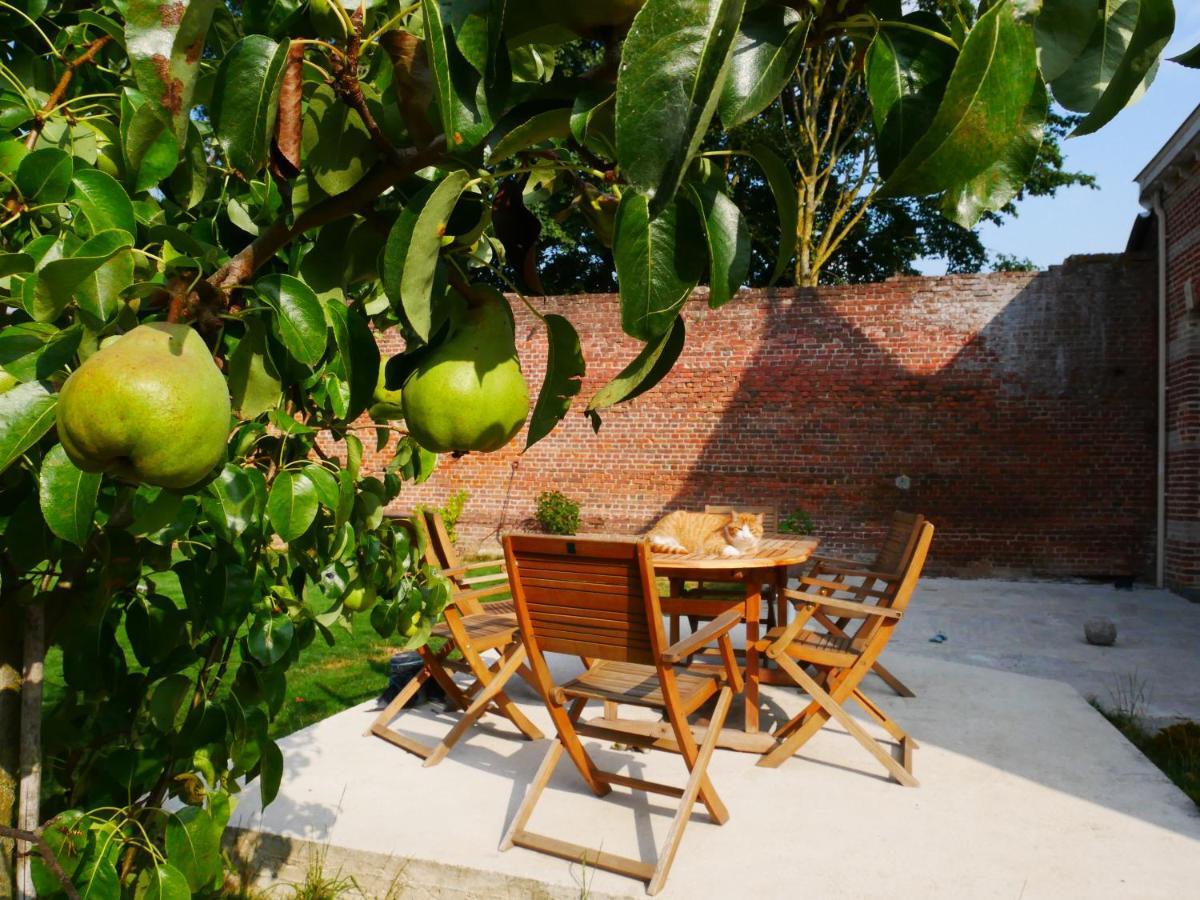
(1164, 162, 1200, 596)
(366, 255, 1157, 578)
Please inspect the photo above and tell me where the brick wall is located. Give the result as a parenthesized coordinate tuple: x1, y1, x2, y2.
(365, 255, 1158, 578)
(1164, 162, 1200, 596)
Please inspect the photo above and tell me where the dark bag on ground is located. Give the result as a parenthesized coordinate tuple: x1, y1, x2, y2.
(377, 651, 446, 706)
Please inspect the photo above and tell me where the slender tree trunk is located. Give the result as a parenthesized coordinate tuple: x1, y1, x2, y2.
(0, 602, 21, 897)
(16, 607, 44, 900)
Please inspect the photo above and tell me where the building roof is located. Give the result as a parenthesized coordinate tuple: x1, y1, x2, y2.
(1135, 102, 1200, 206)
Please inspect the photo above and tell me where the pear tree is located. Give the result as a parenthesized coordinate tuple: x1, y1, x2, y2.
(0, 0, 1192, 895)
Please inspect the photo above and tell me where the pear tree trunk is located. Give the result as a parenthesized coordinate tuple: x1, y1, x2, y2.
(16, 606, 44, 900)
(0, 601, 21, 896)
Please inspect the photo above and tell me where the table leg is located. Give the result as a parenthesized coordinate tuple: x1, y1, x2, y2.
(743, 580, 760, 734)
(775, 565, 789, 632)
(668, 577, 683, 645)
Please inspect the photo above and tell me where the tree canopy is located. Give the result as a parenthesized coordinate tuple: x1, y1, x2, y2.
(0, 0, 1192, 895)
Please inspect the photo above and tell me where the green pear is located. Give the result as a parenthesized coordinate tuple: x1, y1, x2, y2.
(342, 581, 378, 613)
(368, 355, 405, 423)
(56, 323, 231, 489)
(402, 287, 529, 453)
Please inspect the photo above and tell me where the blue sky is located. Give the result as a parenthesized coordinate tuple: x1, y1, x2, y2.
(920, 6, 1200, 273)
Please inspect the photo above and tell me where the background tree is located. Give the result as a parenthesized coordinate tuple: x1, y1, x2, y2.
(0, 1, 1186, 895)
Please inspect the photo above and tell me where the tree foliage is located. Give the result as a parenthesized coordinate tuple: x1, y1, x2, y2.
(0, 0, 1188, 894)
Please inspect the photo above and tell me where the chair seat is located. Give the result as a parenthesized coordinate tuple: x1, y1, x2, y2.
(755, 626, 859, 666)
(559, 660, 721, 710)
(432, 610, 519, 648)
(484, 599, 516, 615)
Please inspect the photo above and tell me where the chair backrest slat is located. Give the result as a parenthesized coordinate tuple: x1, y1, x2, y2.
(854, 521, 935, 647)
(872, 511, 925, 575)
(506, 535, 662, 667)
(704, 504, 779, 534)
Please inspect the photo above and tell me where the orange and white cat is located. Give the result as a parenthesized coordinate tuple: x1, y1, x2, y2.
(648, 510, 764, 557)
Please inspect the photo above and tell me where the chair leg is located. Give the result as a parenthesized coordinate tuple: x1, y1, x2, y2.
(760, 654, 918, 786)
(647, 686, 733, 896)
(661, 676, 728, 825)
(424, 645, 534, 767)
(871, 661, 916, 698)
(500, 739, 563, 851)
(463, 644, 544, 743)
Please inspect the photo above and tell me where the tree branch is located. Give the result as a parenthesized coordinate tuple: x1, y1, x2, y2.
(4, 36, 112, 216)
(0, 825, 79, 900)
(24, 36, 112, 151)
(203, 138, 446, 295)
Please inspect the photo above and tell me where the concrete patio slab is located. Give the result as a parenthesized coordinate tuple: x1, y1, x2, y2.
(892, 579, 1200, 725)
(230, 631, 1200, 898)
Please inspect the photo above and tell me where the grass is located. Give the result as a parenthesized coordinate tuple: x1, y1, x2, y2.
(1090, 672, 1200, 809)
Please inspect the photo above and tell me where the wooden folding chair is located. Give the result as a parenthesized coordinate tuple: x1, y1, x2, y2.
(366, 513, 541, 766)
(804, 511, 927, 697)
(418, 508, 514, 614)
(754, 521, 934, 785)
(500, 535, 743, 896)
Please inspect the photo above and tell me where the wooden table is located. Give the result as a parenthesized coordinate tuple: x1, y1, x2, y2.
(591, 536, 819, 754)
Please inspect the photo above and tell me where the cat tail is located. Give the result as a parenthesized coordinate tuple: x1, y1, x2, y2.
(649, 535, 690, 554)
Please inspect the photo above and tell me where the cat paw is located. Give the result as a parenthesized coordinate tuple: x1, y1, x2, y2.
(720, 545, 743, 558)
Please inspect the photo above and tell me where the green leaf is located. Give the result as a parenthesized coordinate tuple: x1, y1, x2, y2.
(746, 142, 797, 286)
(866, 13, 957, 178)
(614, 190, 703, 341)
(382, 172, 469, 342)
(248, 613, 294, 666)
(880, 1, 1039, 199)
(38, 444, 101, 546)
(202, 464, 258, 540)
(718, 4, 808, 127)
(211, 35, 290, 177)
(526, 314, 585, 449)
(32, 229, 133, 322)
(121, 96, 180, 193)
(422, 0, 495, 152)
(0, 381, 57, 475)
(70, 168, 136, 238)
(170, 123, 209, 209)
(489, 107, 572, 165)
(323, 298, 379, 420)
(616, 0, 746, 213)
(1036, 0, 1101, 80)
(302, 463, 339, 510)
(1170, 36, 1200, 67)
(0, 252, 34, 278)
(134, 862, 192, 900)
(164, 807, 221, 893)
(227, 319, 282, 419)
(125, 0, 218, 143)
(127, 594, 187, 667)
(268, 469, 319, 541)
(941, 79, 1048, 228)
(150, 673, 193, 733)
(586, 315, 685, 428)
(255, 273, 328, 366)
(0, 322, 81, 382)
(258, 739, 284, 807)
(570, 86, 617, 159)
(16, 147, 72, 202)
(31, 811, 88, 897)
(302, 82, 378, 195)
(1071, 0, 1175, 136)
(687, 176, 749, 308)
